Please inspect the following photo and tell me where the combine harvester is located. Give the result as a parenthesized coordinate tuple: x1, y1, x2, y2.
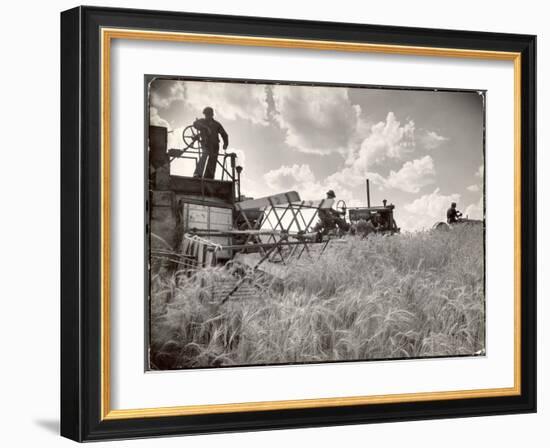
(148, 125, 346, 302)
(148, 122, 405, 301)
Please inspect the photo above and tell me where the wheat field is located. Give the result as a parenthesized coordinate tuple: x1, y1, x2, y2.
(149, 224, 485, 370)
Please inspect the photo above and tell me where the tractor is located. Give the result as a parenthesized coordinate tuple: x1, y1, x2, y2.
(347, 179, 400, 236)
(432, 216, 483, 231)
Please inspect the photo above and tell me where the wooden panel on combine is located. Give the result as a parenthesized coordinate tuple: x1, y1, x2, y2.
(182, 202, 233, 261)
(150, 191, 176, 250)
(170, 175, 235, 204)
(149, 126, 170, 190)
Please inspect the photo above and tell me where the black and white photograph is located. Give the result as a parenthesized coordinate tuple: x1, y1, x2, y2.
(147, 77, 486, 370)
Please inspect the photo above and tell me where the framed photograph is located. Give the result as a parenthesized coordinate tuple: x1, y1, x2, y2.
(61, 6, 536, 441)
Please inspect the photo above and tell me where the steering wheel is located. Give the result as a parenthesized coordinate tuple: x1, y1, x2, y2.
(182, 125, 202, 151)
(336, 199, 347, 216)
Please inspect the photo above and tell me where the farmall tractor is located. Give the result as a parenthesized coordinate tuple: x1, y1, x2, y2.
(432, 216, 484, 231)
(347, 179, 400, 236)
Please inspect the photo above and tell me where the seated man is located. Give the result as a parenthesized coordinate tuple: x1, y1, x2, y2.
(312, 190, 350, 237)
(446, 202, 463, 224)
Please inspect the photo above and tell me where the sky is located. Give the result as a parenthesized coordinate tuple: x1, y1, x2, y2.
(148, 78, 485, 232)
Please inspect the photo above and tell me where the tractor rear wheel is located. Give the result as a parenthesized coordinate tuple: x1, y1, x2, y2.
(432, 221, 449, 231)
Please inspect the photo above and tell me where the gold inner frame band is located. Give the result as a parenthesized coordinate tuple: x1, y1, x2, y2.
(100, 27, 522, 420)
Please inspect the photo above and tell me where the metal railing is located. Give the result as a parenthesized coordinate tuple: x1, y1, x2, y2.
(168, 148, 238, 183)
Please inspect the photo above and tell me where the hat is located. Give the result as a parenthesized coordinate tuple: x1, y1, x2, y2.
(203, 106, 214, 115)
(326, 190, 336, 198)
(451, 202, 457, 207)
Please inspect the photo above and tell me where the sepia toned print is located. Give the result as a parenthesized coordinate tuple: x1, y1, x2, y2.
(146, 77, 485, 370)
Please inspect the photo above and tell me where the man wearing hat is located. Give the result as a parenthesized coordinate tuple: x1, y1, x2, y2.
(192, 107, 229, 179)
(313, 189, 349, 236)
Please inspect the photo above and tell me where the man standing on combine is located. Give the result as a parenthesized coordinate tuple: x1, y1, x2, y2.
(193, 107, 229, 179)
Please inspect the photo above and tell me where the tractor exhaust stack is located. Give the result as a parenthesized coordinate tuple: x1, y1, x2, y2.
(366, 179, 371, 208)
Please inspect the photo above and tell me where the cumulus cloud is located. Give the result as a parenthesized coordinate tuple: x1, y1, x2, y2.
(272, 85, 361, 155)
(466, 165, 484, 194)
(263, 164, 353, 202)
(325, 166, 376, 189)
(263, 164, 321, 200)
(351, 112, 416, 168)
(149, 79, 185, 109)
(325, 154, 435, 197)
(149, 79, 269, 125)
(149, 106, 170, 128)
(184, 81, 269, 125)
(150, 107, 182, 149)
(420, 130, 449, 150)
(464, 195, 484, 220)
(321, 112, 418, 194)
(272, 86, 445, 170)
(402, 188, 460, 231)
(385, 155, 436, 193)
(264, 164, 315, 190)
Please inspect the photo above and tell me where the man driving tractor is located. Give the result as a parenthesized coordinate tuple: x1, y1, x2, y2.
(312, 190, 350, 237)
(447, 202, 463, 224)
(193, 106, 229, 179)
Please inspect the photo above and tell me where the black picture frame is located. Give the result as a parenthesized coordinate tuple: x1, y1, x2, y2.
(61, 5, 536, 442)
